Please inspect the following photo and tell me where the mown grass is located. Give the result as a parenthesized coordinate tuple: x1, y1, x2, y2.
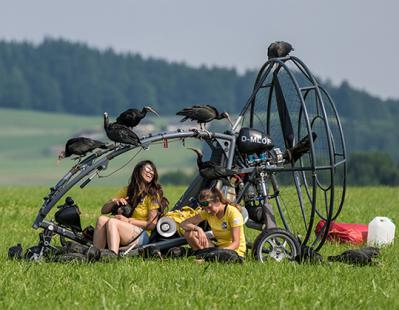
(0, 186, 398, 309)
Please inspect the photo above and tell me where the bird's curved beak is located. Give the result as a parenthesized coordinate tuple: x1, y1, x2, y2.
(146, 107, 160, 117)
(58, 151, 65, 160)
(56, 151, 64, 166)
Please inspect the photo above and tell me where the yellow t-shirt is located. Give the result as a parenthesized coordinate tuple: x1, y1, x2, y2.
(199, 205, 246, 257)
(115, 187, 160, 235)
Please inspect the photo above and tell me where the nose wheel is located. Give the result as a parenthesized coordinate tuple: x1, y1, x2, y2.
(252, 228, 301, 262)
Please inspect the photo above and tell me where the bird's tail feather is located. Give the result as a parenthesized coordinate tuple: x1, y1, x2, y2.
(180, 116, 189, 122)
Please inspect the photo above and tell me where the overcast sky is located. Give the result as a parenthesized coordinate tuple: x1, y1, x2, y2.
(1, 0, 398, 100)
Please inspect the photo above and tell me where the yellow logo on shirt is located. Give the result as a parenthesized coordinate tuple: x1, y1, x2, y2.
(222, 221, 228, 229)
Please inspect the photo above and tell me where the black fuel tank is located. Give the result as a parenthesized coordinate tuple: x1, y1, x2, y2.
(237, 128, 273, 154)
(55, 197, 82, 232)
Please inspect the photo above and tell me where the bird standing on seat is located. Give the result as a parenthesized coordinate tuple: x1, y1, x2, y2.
(176, 105, 233, 130)
(188, 148, 238, 180)
(103, 112, 141, 146)
(116, 106, 160, 128)
(58, 137, 109, 161)
(267, 41, 294, 59)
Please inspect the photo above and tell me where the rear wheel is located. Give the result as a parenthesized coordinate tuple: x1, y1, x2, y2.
(253, 228, 301, 262)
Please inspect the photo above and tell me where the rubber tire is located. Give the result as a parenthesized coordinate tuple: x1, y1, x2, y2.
(253, 228, 301, 263)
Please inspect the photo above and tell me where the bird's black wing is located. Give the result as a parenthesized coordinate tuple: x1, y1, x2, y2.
(268, 41, 293, 59)
(199, 161, 237, 180)
(327, 249, 372, 265)
(176, 106, 202, 122)
(204, 105, 219, 114)
(70, 137, 108, 156)
(112, 124, 141, 146)
(116, 109, 141, 127)
(83, 137, 107, 149)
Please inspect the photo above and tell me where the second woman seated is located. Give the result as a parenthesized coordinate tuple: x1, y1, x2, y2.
(93, 160, 166, 254)
(180, 187, 246, 260)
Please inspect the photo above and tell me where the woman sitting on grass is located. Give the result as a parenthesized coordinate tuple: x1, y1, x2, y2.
(180, 187, 246, 260)
(93, 160, 166, 255)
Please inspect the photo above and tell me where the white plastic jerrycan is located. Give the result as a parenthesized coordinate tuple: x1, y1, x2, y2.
(367, 217, 395, 246)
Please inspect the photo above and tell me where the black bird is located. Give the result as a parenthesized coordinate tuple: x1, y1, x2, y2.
(116, 106, 160, 128)
(8, 243, 23, 260)
(188, 148, 238, 180)
(58, 137, 108, 160)
(103, 112, 141, 146)
(327, 247, 380, 266)
(283, 132, 317, 163)
(267, 41, 294, 59)
(176, 105, 233, 130)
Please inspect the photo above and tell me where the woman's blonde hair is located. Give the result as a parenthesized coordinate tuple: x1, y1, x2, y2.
(198, 187, 240, 211)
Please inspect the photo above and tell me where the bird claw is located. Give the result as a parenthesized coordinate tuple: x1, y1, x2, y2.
(71, 156, 82, 162)
(141, 143, 150, 150)
(189, 128, 213, 139)
(190, 128, 200, 136)
(203, 129, 213, 139)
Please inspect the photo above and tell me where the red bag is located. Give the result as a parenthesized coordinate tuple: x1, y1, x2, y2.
(315, 220, 368, 245)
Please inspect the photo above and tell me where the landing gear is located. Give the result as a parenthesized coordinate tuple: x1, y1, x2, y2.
(253, 228, 301, 262)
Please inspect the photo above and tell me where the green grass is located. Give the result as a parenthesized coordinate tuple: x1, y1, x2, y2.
(0, 108, 199, 185)
(1, 186, 398, 309)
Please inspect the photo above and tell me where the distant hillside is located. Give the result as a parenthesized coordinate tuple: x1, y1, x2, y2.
(0, 108, 199, 185)
(1, 38, 398, 161)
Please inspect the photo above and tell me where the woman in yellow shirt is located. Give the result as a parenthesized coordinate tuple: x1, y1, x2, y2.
(93, 160, 165, 254)
(180, 187, 246, 259)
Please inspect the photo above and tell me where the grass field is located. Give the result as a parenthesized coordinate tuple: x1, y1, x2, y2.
(0, 186, 398, 309)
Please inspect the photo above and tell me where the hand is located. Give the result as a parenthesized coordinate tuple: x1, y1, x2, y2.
(196, 227, 208, 248)
(114, 214, 129, 222)
(112, 196, 129, 206)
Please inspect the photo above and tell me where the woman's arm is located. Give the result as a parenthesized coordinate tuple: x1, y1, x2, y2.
(101, 197, 129, 214)
(180, 214, 209, 247)
(144, 209, 159, 231)
(101, 200, 114, 214)
(223, 226, 241, 251)
(180, 214, 204, 232)
(114, 209, 159, 230)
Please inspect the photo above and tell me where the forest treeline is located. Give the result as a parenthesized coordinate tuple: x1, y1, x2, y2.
(1, 38, 398, 164)
(0, 38, 253, 115)
(161, 151, 399, 186)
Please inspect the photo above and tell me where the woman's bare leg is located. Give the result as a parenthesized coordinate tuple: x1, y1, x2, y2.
(184, 231, 212, 250)
(93, 215, 110, 249)
(106, 218, 141, 254)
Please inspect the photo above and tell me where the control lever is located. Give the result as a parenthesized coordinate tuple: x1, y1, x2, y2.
(80, 166, 104, 189)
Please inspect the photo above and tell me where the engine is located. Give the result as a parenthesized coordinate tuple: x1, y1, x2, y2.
(237, 128, 283, 166)
(237, 128, 274, 154)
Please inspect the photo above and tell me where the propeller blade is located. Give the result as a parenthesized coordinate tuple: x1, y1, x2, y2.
(274, 73, 294, 148)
